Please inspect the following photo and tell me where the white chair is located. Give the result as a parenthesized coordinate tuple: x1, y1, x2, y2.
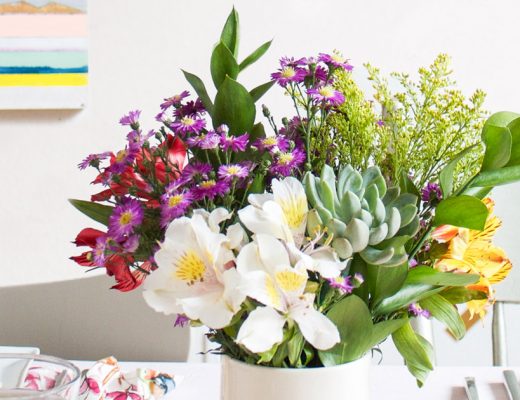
(0, 275, 197, 361)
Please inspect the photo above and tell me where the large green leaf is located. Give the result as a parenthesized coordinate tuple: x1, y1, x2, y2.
(405, 266, 480, 286)
(399, 171, 420, 198)
(367, 262, 408, 309)
(439, 146, 476, 197)
(213, 76, 256, 135)
(239, 40, 272, 72)
(440, 287, 488, 304)
(420, 294, 465, 340)
(69, 199, 113, 226)
(318, 295, 373, 365)
(220, 7, 240, 58)
(433, 195, 488, 230)
(392, 322, 434, 387)
(182, 70, 214, 114)
(375, 284, 442, 315)
(250, 80, 275, 103)
(210, 41, 239, 90)
(506, 116, 520, 166)
(481, 124, 512, 171)
(470, 165, 520, 187)
(370, 318, 408, 347)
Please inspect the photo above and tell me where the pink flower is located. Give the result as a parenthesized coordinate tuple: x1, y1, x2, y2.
(318, 52, 354, 71)
(307, 85, 345, 106)
(160, 190, 193, 227)
(327, 276, 354, 294)
(161, 90, 190, 110)
(170, 116, 206, 136)
(269, 147, 306, 176)
(218, 164, 250, 181)
(271, 64, 307, 87)
(192, 179, 230, 200)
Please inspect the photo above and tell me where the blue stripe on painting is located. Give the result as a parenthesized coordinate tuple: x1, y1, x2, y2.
(0, 51, 87, 68)
(0, 65, 88, 74)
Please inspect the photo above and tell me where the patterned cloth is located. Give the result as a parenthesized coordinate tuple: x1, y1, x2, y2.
(24, 356, 181, 400)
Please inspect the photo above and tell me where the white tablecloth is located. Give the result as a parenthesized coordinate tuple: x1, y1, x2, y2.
(75, 361, 518, 400)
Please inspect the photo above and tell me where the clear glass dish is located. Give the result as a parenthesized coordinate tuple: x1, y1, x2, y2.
(0, 353, 81, 400)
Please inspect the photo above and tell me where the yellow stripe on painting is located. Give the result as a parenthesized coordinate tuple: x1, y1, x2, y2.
(0, 73, 87, 86)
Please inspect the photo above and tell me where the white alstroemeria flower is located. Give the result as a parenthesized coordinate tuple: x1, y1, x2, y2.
(142, 214, 245, 329)
(235, 234, 340, 353)
(238, 177, 308, 246)
(287, 243, 348, 279)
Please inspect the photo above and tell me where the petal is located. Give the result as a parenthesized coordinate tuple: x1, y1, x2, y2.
(142, 288, 183, 315)
(308, 246, 347, 278)
(236, 241, 266, 274)
(248, 193, 274, 207)
(238, 202, 288, 240)
(239, 270, 285, 312)
(180, 290, 234, 329)
(208, 207, 233, 232)
(222, 268, 246, 312)
(290, 301, 340, 350)
(256, 234, 291, 271)
(226, 223, 249, 250)
(236, 306, 286, 353)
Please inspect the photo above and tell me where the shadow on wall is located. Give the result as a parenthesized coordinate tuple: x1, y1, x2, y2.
(0, 275, 190, 361)
(0, 109, 82, 123)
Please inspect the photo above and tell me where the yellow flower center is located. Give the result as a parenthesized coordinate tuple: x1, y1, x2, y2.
(181, 117, 195, 126)
(119, 211, 133, 226)
(226, 166, 241, 175)
(115, 149, 127, 162)
(280, 196, 307, 228)
(278, 153, 294, 165)
(318, 86, 334, 98)
(175, 250, 206, 285)
(331, 53, 344, 63)
(168, 194, 184, 208)
(275, 270, 306, 293)
(281, 67, 296, 78)
(200, 180, 216, 189)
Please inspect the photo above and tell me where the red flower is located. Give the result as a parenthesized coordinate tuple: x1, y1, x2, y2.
(70, 228, 105, 267)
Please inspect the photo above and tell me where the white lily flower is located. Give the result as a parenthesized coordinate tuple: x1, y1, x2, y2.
(238, 177, 308, 246)
(142, 214, 245, 329)
(236, 234, 340, 353)
(287, 243, 348, 279)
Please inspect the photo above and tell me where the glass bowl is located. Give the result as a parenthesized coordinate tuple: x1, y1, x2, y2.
(0, 353, 81, 400)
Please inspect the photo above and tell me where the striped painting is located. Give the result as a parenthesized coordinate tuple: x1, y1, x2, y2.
(0, 0, 87, 109)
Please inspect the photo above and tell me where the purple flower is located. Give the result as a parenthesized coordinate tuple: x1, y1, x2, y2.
(178, 162, 212, 185)
(127, 129, 155, 147)
(421, 182, 443, 203)
(408, 303, 431, 318)
(119, 110, 141, 128)
(312, 65, 329, 83)
(409, 258, 419, 268)
(122, 235, 140, 253)
(160, 190, 193, 227)
(155, 111, 168, 123)
(253, 136, 290, 153)
(192, 179, 230, 201)
(218, 164, 250, 181)
(220, 132, 249, 152)
(171, 116, 206, 136)
(78, 152, 111, 170)
(354, 273, 364, 285)
(187, 131, 220, 150)
(280, 56, 307, 68)
(108, 198, 144, 240)
(161, 90, 190, 110)
(174, 99, 206, 118)
(174, 314, 190, 328)
(307, 85, 345, 106)
(271, 66, 307, 87)
(376, 119, 385, 127)
(93, 236, 108, 266)
(270, 147, 306, 176)
(328, 276, 354, 294)
(318, 52, 354, 71)
(107, 145, 139, 175)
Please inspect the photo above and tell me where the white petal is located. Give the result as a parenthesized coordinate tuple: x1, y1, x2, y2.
(236, 307, 286, 353)
(309, 247, 347, 278)
(222, 268, 246, 312)
(290, 301, 340, 350)
(192, 208, 210, 221)
(238, 202, 288, 240)
(256, 234, 291, 271)
(226, 223, 249, 250)
(208, 207, 233, 232)
(238, 270, 285, 312)
(248, 193, 274, 207)
(180, 290, 234, 329)
(142, 288, 183, 315)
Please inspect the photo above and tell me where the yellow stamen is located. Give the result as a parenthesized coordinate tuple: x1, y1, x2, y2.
(168, 194, 184, 208)
(275, 270, 306, 293)
(200, 180, 216, 188)
(119, 211, 133, 226)
(281, 67, 296, 79)
(262, 137, 277, 146)
(175, 250, 206, 285)
(318, 86, 334, 98)
(226, 166, 241, 175)
(265, 275, 282, 308)
(181, 116, 195, 126)
(278, 153, 294, 165)
(115, 149, 127, 162)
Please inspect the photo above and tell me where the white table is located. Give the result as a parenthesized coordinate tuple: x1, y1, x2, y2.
(75, 361, 518, 400)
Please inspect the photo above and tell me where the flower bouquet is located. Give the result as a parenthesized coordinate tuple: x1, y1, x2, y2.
(71, 8, 520, 398)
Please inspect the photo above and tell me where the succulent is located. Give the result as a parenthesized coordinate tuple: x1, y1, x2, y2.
(304, 165, 419, 267)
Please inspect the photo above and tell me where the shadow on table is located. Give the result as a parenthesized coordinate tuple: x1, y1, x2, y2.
(450, 386, 466, 400)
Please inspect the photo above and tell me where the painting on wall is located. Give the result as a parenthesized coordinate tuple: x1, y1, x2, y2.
(0, 0, 87, 110)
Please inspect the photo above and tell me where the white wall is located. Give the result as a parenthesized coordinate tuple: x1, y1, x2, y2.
(1, 0, 519, 365)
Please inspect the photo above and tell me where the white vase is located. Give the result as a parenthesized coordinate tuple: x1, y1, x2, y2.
(220, 354, 371, 400)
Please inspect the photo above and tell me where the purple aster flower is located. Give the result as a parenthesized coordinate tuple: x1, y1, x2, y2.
(318, 52, 354, 71)
(218, 164, 250, 181)
(93, 236, 108, 266)
(220, 132, 249, 152)
(192, 179, 230, 201)
(127, 129, 155, 147)
(78, 152, 111, 170)
(408, 303, 431, 318)
(307, 85, 345, 106)
(328, 276, 354, 294)
(270, 147, 306, 176)
(177, 162, 212, 185)
(122, 234, 140, 253)
(253, 136, 290, 153)
(409, 258, 419, 268)
(174, 99, 206, 118)
(119, 110, 141, 128)
(171, 116, 206, 136)
(311, 65, 329, 83)
(155, 111, 168, 123)
(421, 182, 443, 203)
(174, 314, 190, 328)
(107, 145, 139, 175)
(160, 191, 193, 227)
(280, 56, 307, 68)
(271, 66, 307, 87)
(160, 90, 190, 110)
(186, 131, 220, 150)
(376, 119, 385, 127)
(354, 273, 364, 285)
(108, 198, 144, 240)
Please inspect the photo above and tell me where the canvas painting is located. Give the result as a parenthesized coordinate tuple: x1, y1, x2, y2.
(0, 0, 87, 109)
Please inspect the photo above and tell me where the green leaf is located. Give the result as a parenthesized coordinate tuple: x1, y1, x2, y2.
(420, 294, 465, 340)
(182, 70, 214, 114)
(440, 287, 488, 304)
(392, 322, 434, 387)
(471, 165, 520, 187)
(439, 146, 476, 197)
(367, 262, 408, 309)
(250, 80, 275, 103)
(210, 41, 239, 90)
(399, 171, 420, 198)
(213, 76, 256, 135)
(406, 334, 435, 387)
(239, 40, 272, 72)
(69, 199, 113, 226)
(405, 266, 480, 286)
(433, 195, 488, 230)
(506, 116, 520, 166)
(375, 284, 442, 315)
(370, 318, 408, 347)
(318, 295, 373, 365)
(287, 329, 305, 367)
(481, 124, 512, 170)
(220, 7, 240, 58)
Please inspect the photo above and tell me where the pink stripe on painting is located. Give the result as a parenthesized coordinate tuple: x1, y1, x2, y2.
(0, 15, 87, 38)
